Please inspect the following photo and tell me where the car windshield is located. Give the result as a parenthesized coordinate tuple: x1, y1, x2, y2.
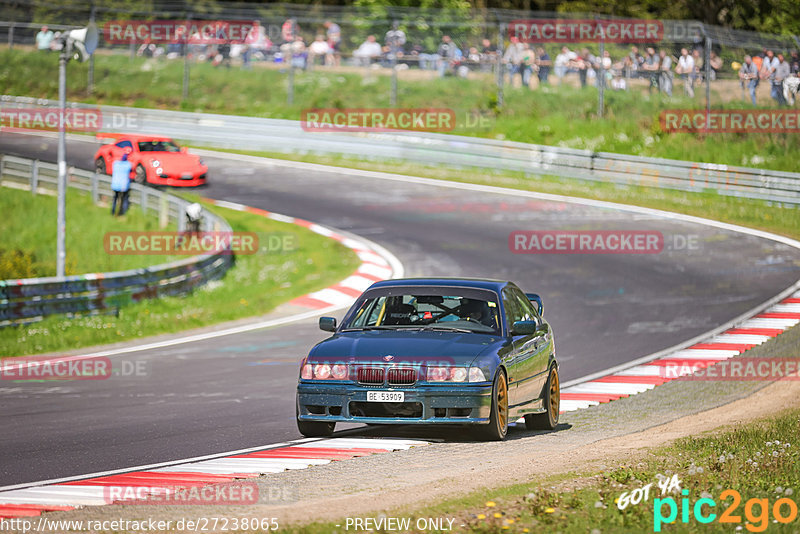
(137, 140, 181, 153)
(342, 287, 501, 334)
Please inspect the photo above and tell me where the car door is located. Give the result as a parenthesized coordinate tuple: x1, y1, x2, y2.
(506, 286, 550, 410)
(501, 287, 528, 407)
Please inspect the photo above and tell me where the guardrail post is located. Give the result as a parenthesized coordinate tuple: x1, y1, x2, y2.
(31, 159, 39, 195)
(0, 155, 4, 186)
(8, 23, 14, 49)
(159, 192, 169, 229)
(91, 169, 98, 203)
(177, 203, 186, 232)
(140, 186, 148, 215)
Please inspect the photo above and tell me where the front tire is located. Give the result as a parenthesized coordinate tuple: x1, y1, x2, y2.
(95, 157, 107, 175)
(477, 369, 509, 441)
(134, 164, 147, 184)
(297, 419, 335, 437)
(525, 365, 560, 431)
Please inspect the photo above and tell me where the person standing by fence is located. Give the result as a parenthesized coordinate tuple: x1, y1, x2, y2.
(111, 153, 132, 217)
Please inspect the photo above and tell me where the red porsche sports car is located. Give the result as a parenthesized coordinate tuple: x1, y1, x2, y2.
(94, 134, 208, 187)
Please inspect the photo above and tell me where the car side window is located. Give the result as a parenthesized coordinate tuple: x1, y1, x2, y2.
(502, 288, 523, 332)
(115, 140, 133, 150)
(513, 289, 539, 323)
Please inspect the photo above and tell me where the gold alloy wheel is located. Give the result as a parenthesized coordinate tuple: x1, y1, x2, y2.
(497, 372, 509, 431)
(550, 367, 560, 419)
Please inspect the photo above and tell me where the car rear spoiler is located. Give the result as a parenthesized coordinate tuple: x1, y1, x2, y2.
(525, 293, 543, 316)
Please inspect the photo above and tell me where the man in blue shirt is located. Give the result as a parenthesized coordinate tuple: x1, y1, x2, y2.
(110, 153, 132, 216)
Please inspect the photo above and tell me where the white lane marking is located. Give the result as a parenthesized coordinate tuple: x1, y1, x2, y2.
(739, 318, 799, 329)
(564, 382, 656, 395)
(615, 365, 667, 377)
(355, 250, 388, 265)
(306, 288, 358, 307)
(267, 213, 295, 224)
(292, 438, 426, 450)
(0, 486, 108, 506)
(667, 349, 741, 359)
(151, 465, 274, 475)
(337, 275, 375, 292)
(0, 441, 307, 492)
(191, 457, 330, 467)
(180, 458, 329, 471)
(309, 224, 335, 237)
(709, 334, 772, 345)
(768, 303, 800, 313)
(210, 200, 247, 211)
(357, 263, 393, 279)
(560, 399, 600, 411)
(747, 317, 800, 330)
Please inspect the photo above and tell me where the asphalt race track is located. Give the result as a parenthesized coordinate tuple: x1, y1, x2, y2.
(2, 132, 799, 486)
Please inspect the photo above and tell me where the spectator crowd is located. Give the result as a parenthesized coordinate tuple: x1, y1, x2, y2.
(36, 19, 800, 107)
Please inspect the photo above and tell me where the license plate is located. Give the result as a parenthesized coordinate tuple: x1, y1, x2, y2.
(366, 391, 404, 403)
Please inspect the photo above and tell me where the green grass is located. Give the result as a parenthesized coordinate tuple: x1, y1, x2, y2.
(285, 406, 800, 534)
(0, 186, 178, 278)
(204, 149, 800, 243)
(1, 48, 797, 172)
(0, 192, 360, 357)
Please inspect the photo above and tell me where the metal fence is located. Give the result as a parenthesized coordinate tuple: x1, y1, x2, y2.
(3, 97, 795, 207)
(0, 154, 234, 326)
(2, 3, 799, 110)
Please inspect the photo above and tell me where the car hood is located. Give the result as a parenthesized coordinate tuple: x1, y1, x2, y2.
(308, 330, 504, 367)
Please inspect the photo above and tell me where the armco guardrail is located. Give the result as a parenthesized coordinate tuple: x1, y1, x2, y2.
(0, 154, 233, 327)
(2, 96, 799, 206)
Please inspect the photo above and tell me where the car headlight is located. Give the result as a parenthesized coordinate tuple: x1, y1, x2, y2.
(427, 366, 468, 382)
(151, 160, 161, 168)
(199, 158, 205, 165)
(301, 363, 348, 380)
(156, 167, 164, 175)
(468, 367, 488, 382)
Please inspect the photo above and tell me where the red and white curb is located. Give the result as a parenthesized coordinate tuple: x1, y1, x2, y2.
(558, 291, 800, 413)
(203, 199, 396, 311)
(0, 438, 429, 518)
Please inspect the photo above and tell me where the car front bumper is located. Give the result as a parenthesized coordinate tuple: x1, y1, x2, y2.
(149, 170, 208, 187)
(297, 382, 493, 425)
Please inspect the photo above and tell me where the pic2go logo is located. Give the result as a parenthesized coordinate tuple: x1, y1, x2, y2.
(653, 489, 799, 532)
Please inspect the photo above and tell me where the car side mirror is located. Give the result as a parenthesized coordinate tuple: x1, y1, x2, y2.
(319, 316, 337, 332)
(536, 322, 550, 335)
(180, 147, 188, 153)
(511, 320, 538, 336)
(526, 293, 543, 316)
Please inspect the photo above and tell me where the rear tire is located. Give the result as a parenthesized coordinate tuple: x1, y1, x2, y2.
(477, 369, 508, 441)
(134, 164, 147, 184)
(525, 365, 560, 431)
(95, 157, 107, 175)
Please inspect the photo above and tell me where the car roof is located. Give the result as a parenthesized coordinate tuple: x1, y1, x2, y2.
(98, 133, 175, 143)
(370, 277, 510, 292)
